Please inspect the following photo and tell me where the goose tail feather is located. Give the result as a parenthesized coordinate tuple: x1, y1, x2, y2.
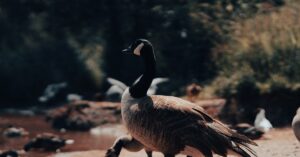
(230, 144, 253, 157)
(207, 121, 258, 157)
(190, 108, 257, 157)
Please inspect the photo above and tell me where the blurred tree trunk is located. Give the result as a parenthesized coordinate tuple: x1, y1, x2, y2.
(103, 0, 124, 79)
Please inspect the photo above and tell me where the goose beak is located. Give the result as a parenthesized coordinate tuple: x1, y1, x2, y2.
(122, 47, 132, 54)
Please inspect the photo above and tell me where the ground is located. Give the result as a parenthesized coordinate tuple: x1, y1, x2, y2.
(0, 115, 299, 157)
(51, 129, 299, 157)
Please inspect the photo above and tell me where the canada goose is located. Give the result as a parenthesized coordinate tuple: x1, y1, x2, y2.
(106, 77, 168, 101)
(254, 108, 273, 133)
(46, 103, 94, 131)
(292, 107, 300, 141)
(24, 133, 74, 152)
(106, 39, 257, 157)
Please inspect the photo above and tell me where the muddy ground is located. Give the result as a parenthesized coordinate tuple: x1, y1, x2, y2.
(0, 114, 299, 157)
(52, 128, 300, 157)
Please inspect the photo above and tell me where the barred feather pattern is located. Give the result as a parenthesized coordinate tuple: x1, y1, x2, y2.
(121, 90, 257, 157)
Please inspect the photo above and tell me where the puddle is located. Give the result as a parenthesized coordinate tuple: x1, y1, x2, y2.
(0, 114, 126, 157)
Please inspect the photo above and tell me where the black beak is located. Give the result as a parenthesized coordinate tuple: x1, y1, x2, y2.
(122, 45, 132, 54)
(122, 48, 131, 54)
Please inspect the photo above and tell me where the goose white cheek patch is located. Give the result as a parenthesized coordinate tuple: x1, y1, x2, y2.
(133, 43, 144, 56)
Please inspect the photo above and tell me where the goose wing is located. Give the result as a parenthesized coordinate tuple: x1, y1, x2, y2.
(107, 78, 127, 90)
(151, 78, 169, 86)
(144, 95, 257, 157)
(106, 85, 125, 96)
(147, 78, 169, 95)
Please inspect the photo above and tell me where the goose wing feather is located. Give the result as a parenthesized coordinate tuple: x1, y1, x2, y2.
(151, 78, 169, 86)
(107, 78, 127, 90)
(106, 85, 125, 96)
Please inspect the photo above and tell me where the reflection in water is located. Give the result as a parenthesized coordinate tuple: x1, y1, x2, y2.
(0, 114, 126, 157)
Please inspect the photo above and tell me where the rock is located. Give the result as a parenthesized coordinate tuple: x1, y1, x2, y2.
(39, 82, 68, 104)
(24, 133, 74, 152)
(3, 126, 29, 138)
(230, 123, 264, 140)
(0, 150, 19, 157)
(46, 101, 122, 131)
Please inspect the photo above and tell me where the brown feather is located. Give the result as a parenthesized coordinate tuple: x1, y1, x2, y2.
(122, 95, 257, 156)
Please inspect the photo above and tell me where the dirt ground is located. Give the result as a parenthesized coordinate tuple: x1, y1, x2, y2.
(52, 128, 300, 157)
(253, 128, 300, 157)
(0, 115, 299, 157)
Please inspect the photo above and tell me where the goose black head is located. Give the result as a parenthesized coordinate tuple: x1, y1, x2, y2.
(122, 39, 153, 56)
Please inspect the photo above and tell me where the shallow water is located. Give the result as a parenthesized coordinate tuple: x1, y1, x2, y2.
(0, 114, 126, 157)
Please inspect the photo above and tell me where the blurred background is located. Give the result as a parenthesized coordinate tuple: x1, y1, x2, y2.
(1, 0, 300, 156)
(1, 0, 298, 125)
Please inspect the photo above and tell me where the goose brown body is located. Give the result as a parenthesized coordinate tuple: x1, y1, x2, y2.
(122, 89, 256, 156)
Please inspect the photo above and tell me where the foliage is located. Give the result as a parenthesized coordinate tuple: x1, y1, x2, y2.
(207, 1, 300, 125)
(0, 0, 288, 106)
(0, 0, 105, 104)
(212, 1, 300, 96)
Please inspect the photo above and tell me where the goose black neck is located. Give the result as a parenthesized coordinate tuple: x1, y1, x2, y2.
(129, 45, 156, 98)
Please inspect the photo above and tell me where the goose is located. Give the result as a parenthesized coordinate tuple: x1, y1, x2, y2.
(106, 77, 168, 101)
(105, 39, 257, 157)
(254, 108, 273, 133)
(292, 107, 300, 141)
